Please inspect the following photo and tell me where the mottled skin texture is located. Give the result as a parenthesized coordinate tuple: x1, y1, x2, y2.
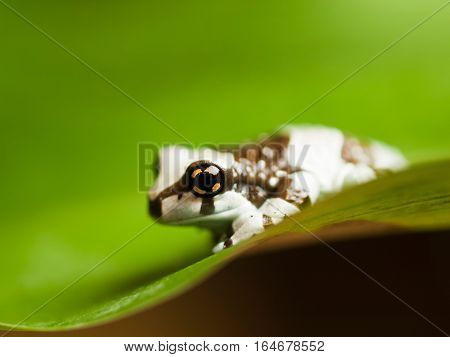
(148, 125, 407, 252)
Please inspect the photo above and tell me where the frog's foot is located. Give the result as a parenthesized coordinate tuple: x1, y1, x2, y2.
(212, 241, 226, 253)
(212, 210, 265, 253)
(211, 229, 232, 253)
(212, 198, 301, 253)
(212, 236, 236, 253)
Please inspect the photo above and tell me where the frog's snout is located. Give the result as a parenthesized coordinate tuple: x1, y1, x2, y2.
(148, 197, 162, 219)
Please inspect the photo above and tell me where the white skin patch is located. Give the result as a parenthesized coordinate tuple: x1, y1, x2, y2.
(268, 176, 279, 188)
(149, 125, 407, 252)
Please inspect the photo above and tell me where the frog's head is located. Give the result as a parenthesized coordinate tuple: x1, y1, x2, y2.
(148, 146, 250, 226)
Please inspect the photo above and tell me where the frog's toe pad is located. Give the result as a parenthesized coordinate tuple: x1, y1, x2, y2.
(212, 241, 225, 253)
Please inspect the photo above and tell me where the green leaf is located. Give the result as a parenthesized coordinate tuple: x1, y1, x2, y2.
(0, 160, 449, 331)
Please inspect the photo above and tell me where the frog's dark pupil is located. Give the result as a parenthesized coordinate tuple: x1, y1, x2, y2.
(194, 172, 217, 192)
(184, 161, 225, 197)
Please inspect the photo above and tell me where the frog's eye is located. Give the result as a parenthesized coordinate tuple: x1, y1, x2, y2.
(183, 161, 225, 197)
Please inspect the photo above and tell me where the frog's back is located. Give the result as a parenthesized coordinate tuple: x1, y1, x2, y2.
(280, 124, 407, 196)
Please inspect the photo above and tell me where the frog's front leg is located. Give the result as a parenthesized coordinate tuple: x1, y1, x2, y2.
(212, 207, 264, 253)
(212, 198, 301, 253)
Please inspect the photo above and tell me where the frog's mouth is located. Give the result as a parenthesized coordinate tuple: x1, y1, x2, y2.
(167, 207, 242, 226)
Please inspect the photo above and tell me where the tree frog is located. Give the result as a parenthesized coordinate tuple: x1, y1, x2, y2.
(148, 125, 407, 252)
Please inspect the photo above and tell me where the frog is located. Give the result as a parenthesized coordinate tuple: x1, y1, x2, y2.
(148, 125, 407, 252)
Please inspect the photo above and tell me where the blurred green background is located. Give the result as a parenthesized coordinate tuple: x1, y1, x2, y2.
(0, 0, 449, 328)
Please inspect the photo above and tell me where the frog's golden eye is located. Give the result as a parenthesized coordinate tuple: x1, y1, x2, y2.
(183, 161, 225, 197)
